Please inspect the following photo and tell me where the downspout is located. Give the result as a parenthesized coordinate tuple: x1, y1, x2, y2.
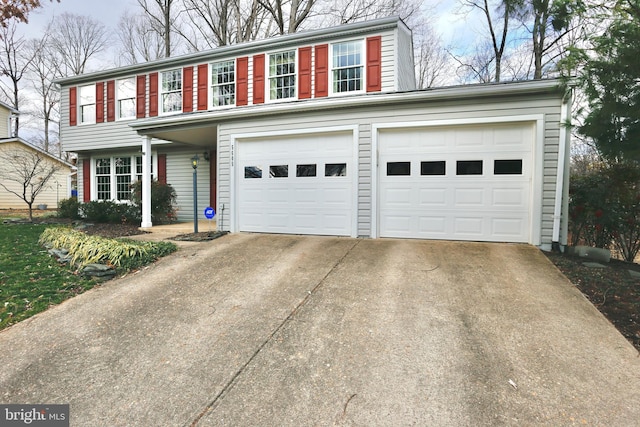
(552, 88, 573, 251)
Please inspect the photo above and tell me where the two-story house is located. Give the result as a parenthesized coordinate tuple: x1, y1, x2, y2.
(57, 16, 571, 250)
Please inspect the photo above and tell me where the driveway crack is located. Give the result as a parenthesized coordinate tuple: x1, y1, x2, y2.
(187, 239, 361, 426)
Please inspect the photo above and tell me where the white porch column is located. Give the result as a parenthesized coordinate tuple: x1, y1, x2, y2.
(141, 135, 153, 228)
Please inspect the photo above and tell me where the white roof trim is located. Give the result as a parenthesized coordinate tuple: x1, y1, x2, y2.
(130, 79, 563, 133)
(0, 137, 75, 169)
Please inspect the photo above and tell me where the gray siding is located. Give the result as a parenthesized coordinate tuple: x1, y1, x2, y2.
(396, 25, 416, 91)
(217, 92, 563, 245)
(165, 150, 211, 222)
(380, 30, 396, 92)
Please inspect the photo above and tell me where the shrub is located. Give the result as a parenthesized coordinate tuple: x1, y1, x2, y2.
(569, 162, 640, 262)
(131, 180, 178, 225)
(81, 200, 140, 224)
(39, 227, 177, 271)
(57, 197, 81, 220)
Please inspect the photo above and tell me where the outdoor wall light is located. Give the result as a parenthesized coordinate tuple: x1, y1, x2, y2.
(191, 154, 199, 169)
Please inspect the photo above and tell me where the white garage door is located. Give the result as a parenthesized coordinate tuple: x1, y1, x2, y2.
(237, 132, 354, 236)
(378, 123, 534, 242)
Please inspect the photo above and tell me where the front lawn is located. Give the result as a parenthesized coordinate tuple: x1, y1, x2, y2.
(0, 223, 177, 330)
(0, 224, 98, 330)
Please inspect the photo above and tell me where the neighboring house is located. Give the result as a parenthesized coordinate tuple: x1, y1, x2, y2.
(0, 138, 75, 210)
(56, 16, 571, 250)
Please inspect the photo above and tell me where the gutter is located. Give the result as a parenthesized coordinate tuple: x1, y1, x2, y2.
(130, 79, 563, 133)
(552, 87, 573, 251)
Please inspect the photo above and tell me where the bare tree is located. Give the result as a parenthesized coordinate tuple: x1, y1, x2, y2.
(0, 145, 60, 221)
(451, 40, 497, 83)
(0, 21, 35, 136)
(414, 25, 452, 88)
(258, 0, 316, 34)
(26, 35, 60, 153)
(116, 11, 165, 64)
(180, 0, 267, 49)
(47, 12, 110, 76)
(319, 0, 421, 25)
(137, 0, 180, 57)
(458, 0, 523, 82)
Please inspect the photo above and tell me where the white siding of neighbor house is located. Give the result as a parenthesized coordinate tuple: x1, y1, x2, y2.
(0, 107, 10, 138)
(0, 141, 72, 209)
(217, 92, 563, 244)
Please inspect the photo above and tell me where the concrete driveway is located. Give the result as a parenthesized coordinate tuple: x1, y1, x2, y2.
(1, 234, 639, 426)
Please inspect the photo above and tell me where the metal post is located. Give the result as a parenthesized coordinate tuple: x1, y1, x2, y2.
(193, 165, 198, 233)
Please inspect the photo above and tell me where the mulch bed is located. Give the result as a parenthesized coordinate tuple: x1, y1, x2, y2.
(545, 251, 640, 352)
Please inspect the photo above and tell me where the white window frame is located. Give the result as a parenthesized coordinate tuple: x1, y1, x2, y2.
(267, 49, 297, 102)
(330, 39, 365, 96)
(116, 77, 136, 120)
(210, 59, 236, 108)
(79, 84, 96, 124)
(160, 69, 182, 115)
(91, 154, 157, 202)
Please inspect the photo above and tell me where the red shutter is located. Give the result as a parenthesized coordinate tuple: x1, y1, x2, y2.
(366, 36, 382, 92)
(106, 80, 115, 122)
(69, 87, 77, 126)
(314, 44, 328, 97)
(253, 54, 264, 104)
(83, 159, 91, 202)
(197, 64, 208, 110)
(149, 72, 158, 116)
(136, 75, 146, 118)
(95, 82, 104, 123)
(158, 154, 167, 184)
(237, 57, 248, 106)
(298, 47, 312, 99)
(183, 66, 193, 112)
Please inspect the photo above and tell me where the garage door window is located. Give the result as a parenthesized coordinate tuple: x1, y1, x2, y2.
(296, 164, 317, 177)
(421, 161, 446, 176)
(456, 160, 483, 175)
(325, 163, 347, 177)
(494, 159, 523, 175)
(270, 165, 288, 177)
(245, 166, 262, 178)
(387, 161, 411, 176)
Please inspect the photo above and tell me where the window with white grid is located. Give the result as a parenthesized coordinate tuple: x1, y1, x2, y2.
(115, 157, 132, 200)
(79, 84, 96, 124)
(332, 41, 363, 93)
(117, 78, 136, 119)
(269, 50, 296, 100)
(95, 158, 111, 200)
(161, 69, 182, 113)
(211, 60, 235, 107)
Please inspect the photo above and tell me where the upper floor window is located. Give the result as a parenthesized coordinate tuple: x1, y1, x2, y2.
(117, 78, 136, 119)
(79, 84, 96, 124)
(332, 41, 363, 93)
(161, 69, 182, 114)
(211, 60, 235, 107)
(269, 50, 296, 100)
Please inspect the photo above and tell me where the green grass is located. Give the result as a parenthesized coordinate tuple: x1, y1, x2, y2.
(0, 223, 177, 330)
(0, 224, 98, 329)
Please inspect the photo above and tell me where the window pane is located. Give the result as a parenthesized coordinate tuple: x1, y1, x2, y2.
(456, 160, 483, 175)
(494, 159, 523, 175)
(296, 164, 317, 177)
(245, 166, 262, 178)
(212, 60, 235, 106)
(268, 50, 296, 100)
(332, 41, 363, 93)
(421, 161, 446, 176)
(387, 161, 411, 176)
(325, 163, 347, 177)
(117, 78, 136, 119)
(269, 165, 288, 177)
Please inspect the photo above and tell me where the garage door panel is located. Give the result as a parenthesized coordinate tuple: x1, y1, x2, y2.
(379, 122, 533, 243)
(237, 132, 354, 236)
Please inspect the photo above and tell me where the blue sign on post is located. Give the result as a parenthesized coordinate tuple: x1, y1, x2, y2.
(204, 206, 215, 219)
